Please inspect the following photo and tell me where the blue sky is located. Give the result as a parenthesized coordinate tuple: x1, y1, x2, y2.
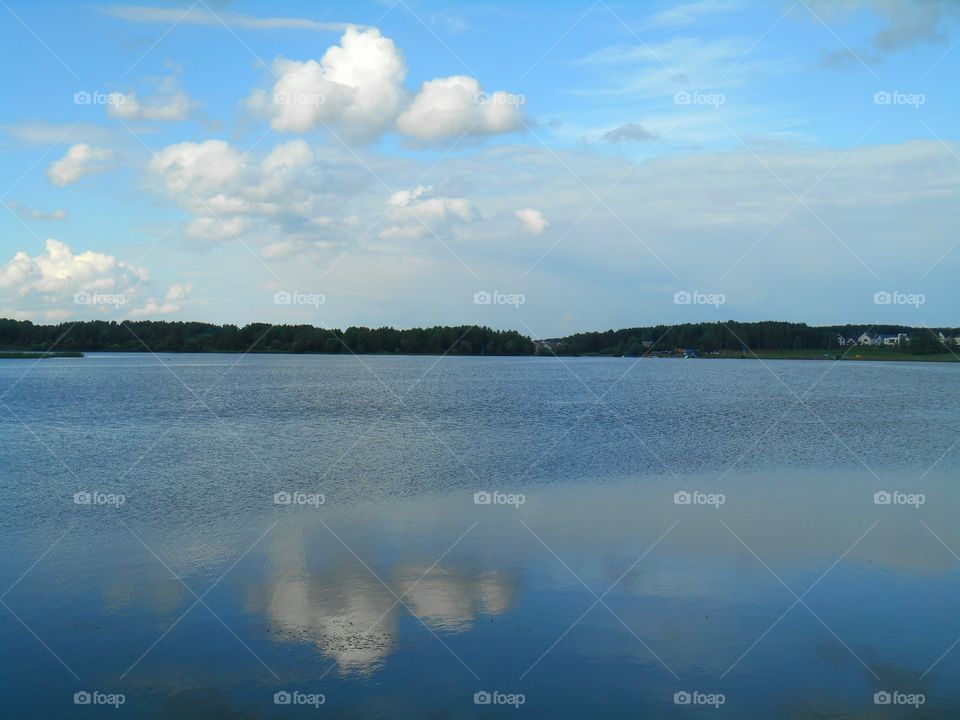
(1, 0, 958, 335)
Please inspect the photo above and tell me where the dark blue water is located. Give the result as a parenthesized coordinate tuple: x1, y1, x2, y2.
(2, 354, 958, 718)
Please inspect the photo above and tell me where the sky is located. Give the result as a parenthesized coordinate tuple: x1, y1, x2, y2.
(0, 0, 958, 336)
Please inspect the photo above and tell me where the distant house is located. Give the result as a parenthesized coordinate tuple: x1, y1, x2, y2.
(857, 332, 907, 347)
(534, 339, 562, 353)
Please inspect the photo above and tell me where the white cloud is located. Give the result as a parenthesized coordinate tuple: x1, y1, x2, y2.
(184, 216, 252, 241)
(129, 283, 192, 317)
(396, 76, 524, 143)
(5, 201, 68, 221)
(47, 144, 112, 186)
(248, 27, 407, 141)
(164, 283, 191, 302)
(247, 29, 524, 144)
(0, 239, 146, 300)
(261, 138, 315, 173)
(150, 139, 243, 195)
(262, 240, 297, 259)
(515, 208, 549, 235)
(148, 138, 359, 245)
(381, 185, 479, 240)
(108, 76, 194, 122)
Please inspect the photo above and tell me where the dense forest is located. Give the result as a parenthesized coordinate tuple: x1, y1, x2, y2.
(0, 318, 956, 356)
(0, 319, 535, 355)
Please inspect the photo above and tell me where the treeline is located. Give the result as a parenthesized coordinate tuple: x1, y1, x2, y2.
(0, 319, 535, 355)
(555, 322, 959, 356)
(2, 319, 956, 357)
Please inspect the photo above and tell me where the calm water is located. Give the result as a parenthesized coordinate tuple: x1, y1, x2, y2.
(1, 354, 958, 718)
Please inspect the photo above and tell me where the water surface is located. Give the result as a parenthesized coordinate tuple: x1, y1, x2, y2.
(1, 354, 957, 718)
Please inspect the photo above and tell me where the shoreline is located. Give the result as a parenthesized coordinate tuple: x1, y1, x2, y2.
(1, 349, 956, 363)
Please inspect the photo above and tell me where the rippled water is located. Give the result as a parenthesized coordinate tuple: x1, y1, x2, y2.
(1, 354, 958, 718)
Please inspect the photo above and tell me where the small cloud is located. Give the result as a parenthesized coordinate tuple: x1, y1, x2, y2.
(646, 0, 745, 28)
(515, 208, 549, 235)
(47, 143, 112, 186)
(262, 240, 296, 259)
(396, 75, 525, 143)
(164, 283, 191, 302)
(108, 76, 195, 122)
(602, 122, 658, 144)
(5, 201, 68, 221)
(381, 185, 478, 239)
(129, 282, 191, 317)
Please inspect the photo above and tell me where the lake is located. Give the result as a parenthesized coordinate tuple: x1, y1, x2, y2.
(1, 354, 957, 718)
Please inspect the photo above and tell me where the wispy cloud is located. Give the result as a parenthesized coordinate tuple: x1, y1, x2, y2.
(99, 4, 364, 33)
(5, 201, 68, 222)
(645, 0, 747, 28)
